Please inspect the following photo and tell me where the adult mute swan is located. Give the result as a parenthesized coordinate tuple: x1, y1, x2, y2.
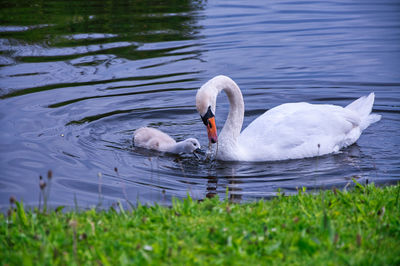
(134, 127, 201, 155)
(196, 75, 381, 162)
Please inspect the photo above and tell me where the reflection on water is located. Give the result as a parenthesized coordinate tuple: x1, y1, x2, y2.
(0, 0, 399, 210)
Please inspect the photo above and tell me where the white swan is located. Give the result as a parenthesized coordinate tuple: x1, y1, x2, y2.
(196, 75, 381, 161)
(134, 127, 201, 155)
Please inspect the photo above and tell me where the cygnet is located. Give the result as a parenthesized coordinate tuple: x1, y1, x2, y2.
(134, 127, 201, 156)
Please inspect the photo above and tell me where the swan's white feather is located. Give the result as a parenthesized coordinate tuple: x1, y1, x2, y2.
(238, 103, 363, 161)
(196, 75, 381, 162)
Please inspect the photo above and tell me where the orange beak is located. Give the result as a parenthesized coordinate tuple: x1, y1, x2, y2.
(206, 117, 218, 144)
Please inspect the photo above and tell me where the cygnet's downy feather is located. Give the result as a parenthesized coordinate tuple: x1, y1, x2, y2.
(134, 127, 201, 155)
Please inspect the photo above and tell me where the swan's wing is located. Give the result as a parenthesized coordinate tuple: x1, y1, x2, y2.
(239, 103, 361, 160)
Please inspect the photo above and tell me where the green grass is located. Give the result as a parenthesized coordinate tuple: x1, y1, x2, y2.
(1, 183, 400, 265)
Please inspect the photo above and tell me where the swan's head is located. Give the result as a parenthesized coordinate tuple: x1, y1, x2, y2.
(196, 80, 219, 144)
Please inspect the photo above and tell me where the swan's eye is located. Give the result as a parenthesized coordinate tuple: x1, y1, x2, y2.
(201, 106, 214, 126)
(193, 143, 197, 146)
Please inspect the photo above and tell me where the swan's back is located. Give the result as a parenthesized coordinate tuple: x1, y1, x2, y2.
(236, 93, 381, 161)
(134, 127, 176, 151)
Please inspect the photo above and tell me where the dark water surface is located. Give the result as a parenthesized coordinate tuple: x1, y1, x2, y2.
(1, 0, 399, 210)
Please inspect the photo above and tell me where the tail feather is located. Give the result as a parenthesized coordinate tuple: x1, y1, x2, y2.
(345, 92, 375, 117)
(345, 92, 381, 130)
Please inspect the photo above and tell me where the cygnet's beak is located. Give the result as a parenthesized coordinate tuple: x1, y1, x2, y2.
(206, 117, 218, 144)
(193, 148, 201, 159)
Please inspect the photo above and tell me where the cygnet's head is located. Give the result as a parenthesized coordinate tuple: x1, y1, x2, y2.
(182, 138, 201, 153)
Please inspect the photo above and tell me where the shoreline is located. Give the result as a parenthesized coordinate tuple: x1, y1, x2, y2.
(2, 182, 399, 264)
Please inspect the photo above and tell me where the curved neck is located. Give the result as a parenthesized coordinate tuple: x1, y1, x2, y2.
(167, 141, 185, 154)
(213, 76, 244, 146)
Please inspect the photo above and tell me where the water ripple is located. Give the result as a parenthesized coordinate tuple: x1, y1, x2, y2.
(0, 0, 399, 210)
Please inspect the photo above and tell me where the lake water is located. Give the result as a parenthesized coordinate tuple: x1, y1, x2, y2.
(1, 0, 399, 210)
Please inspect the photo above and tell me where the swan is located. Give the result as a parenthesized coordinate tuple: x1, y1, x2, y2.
(134, 127, 201, 156)
(196, 75, 381, 161)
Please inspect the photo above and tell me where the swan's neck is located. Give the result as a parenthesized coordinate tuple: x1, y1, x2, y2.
(214, 76, 244, 151)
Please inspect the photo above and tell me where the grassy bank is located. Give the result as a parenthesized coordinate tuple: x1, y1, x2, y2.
(1, 183, 400, 265)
